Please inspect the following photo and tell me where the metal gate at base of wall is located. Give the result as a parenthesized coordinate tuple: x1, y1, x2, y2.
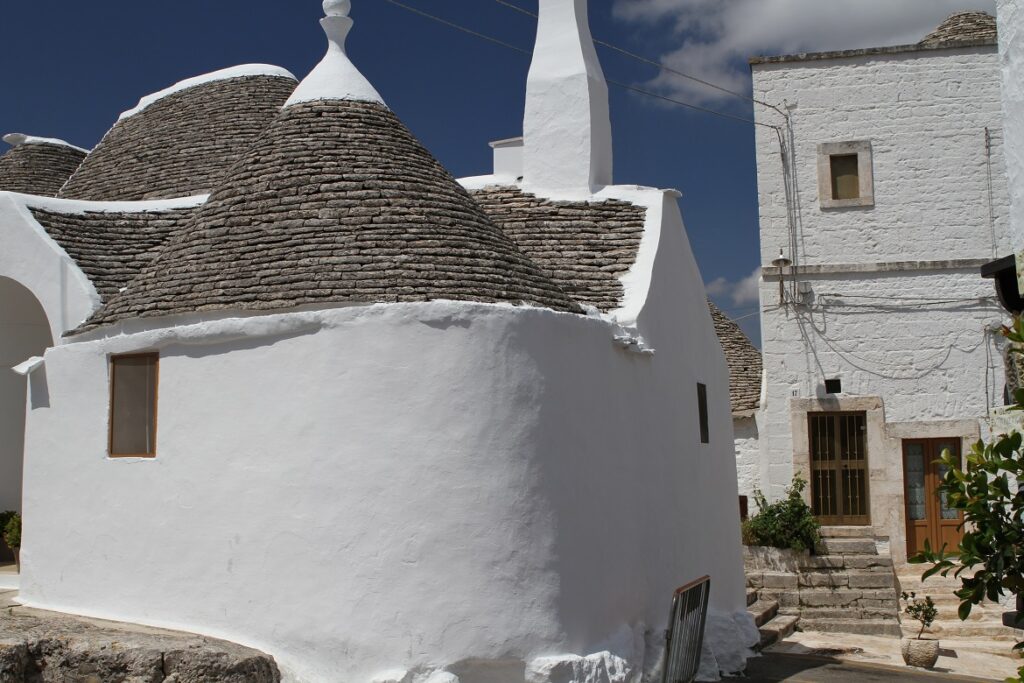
(808, 412, 870, 526)
(661, 575, 711, 683)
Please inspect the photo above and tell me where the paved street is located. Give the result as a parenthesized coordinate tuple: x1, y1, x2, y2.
(743, 652, 999, 682)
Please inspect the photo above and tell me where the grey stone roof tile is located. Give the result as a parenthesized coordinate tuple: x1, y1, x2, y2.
(60, 75, 297, 202)
(709, 301, 762, 414)
(0, 144, 86, 197)
(921, 11, 997, 46)
(77, 100, 579, 332)
(469, 186, 646, 312)
(30, 208, 197, 300)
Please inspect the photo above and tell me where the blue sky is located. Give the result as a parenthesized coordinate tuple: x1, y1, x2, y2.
(0, 0, 995, 344)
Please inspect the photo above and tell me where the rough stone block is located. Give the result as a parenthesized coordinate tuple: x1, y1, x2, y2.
(848, 571, 896, 589)
(762, 571, 799, 589)
(798, 572, 848, 588)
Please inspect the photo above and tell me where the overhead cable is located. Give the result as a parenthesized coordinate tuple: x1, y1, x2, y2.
(491, 0, 788, 118)
(381, 0, 778, 130)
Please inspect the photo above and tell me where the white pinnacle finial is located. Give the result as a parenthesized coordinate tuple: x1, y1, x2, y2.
(523, 0, 613, 196)
(285, 0, 385, 107)
(323, 0, 350, 17)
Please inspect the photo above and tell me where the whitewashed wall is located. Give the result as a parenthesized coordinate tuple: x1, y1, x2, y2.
(999, 0, 1024, 254)
(19, 189, 754, 682)
(733, 417, 760, 500)
(755, 48, 1009, 267)
(752, 46, 1007, 515)
(0, 278, 51, 513)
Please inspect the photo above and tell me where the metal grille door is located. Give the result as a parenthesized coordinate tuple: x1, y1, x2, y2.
(808, 412, 870, 525)
(661, 576, 711, 683)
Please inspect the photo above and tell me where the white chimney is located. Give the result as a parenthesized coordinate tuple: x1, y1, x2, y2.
(523, 0, 613, 196)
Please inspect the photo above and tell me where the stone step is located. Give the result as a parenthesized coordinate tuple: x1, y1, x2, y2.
(799, 618, 903, 637)
(748, 599, 779, 628)
(800, 555, 893, 571)
(792, 588, 899, 609)
(758, 615, 800, 650)
(798, 569, 897, 590)
(820, 526, 879, 539)
(815, 538, 878, 555)
(791, 607, 898, 621)
(746, 588, 758, 607)
(906, 621, 1024, 641)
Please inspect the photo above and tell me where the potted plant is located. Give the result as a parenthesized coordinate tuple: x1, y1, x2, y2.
(900, 591, 939, 669)
(2, 513, 20, 572)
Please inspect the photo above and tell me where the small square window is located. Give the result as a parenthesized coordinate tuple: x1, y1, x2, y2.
(697, 383, 709, 444)
(109, 353, 159, 457)
(817, 141, 873, 209)
(830, 154, 860, 200)
(825, 378, 842, 394)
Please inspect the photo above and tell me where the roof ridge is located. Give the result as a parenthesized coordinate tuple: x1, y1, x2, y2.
(75, 100, 579, 334)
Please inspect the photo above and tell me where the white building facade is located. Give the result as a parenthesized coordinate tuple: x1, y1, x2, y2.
(0, 1, 757, 681)
(751, 13, 1010, 566)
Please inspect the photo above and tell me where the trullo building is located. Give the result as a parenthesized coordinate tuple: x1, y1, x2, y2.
(0, 0, 755, 680)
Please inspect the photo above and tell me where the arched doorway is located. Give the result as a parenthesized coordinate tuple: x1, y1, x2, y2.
(0, 277, 52, 518)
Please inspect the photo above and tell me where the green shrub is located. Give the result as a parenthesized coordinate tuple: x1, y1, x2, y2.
(0, 511, 14, 543)
(901, 591, 938, 639)
(3, 513, 20, 549)
(741, 476, 821, 552)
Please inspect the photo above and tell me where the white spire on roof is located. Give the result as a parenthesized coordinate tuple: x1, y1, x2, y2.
(285, 0, 385, 108)
(523, 0, 613, 197)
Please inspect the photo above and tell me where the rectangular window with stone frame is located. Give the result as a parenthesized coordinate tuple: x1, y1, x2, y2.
(817, 140, 874, 209)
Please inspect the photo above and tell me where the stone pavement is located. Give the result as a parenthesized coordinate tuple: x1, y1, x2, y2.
(764, 630, 1018, 681)
(0, 590, 280, 682)
(743, 652, 1000, 682)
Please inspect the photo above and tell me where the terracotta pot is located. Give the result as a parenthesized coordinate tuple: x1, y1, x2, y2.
(901, 638, 939, 669)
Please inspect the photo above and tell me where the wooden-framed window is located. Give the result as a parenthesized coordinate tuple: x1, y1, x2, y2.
(697, 383, 710, 444)
(109, 353, 159, 457)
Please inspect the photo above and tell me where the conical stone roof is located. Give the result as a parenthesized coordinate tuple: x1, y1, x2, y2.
(79, 98, 578, 331)
(920, 11, 997, 46)
(0, 135, 87, 196)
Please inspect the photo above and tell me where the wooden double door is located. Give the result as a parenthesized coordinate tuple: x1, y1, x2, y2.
(903, 439, 964, 557)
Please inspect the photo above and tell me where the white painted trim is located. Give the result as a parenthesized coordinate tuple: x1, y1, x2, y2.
(119, 65, 297, 121)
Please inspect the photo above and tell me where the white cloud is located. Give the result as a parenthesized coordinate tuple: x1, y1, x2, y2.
(706, 267, 760, 307)
(612, 0, 996, 104)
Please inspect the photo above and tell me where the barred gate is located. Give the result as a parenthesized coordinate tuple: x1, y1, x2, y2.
(661, 576, 711, 683)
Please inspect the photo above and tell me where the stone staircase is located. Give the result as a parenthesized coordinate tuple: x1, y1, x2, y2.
(746, 586, 799, 649)
(896, 569, 1023, 642)
(745, 529, 902, 639)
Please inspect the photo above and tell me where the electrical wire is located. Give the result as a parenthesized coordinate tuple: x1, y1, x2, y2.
(490, 0, 788, 118)
(381, 0, 531, 56)
(380, 0, 779, 130)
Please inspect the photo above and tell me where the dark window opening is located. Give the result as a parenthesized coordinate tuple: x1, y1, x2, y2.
(825, 378, 842, 394)
(830, 154, 860, 200)
(109, 353, 159, 457)
(697, 383, 709, 444)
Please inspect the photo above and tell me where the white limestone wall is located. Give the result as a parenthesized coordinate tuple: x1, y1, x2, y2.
(0, 279, 52, 514)
(0, 193, 101, 342)
(733, 417, 760, 501)
(999, 0, 1024, 254)
(754, 47, 1009, 266)
(19, 222, 753, 683)
(751, 46, 1009, 503)
(756, 270, 1004, 499)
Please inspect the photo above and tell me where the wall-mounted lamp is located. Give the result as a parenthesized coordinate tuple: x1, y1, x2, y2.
(771, 249, 792, 306)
